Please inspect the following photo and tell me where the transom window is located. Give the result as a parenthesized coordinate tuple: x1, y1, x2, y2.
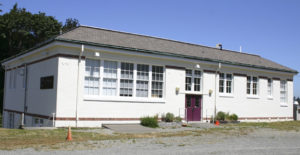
(247, 76, 259, 95)
(219, 73, 233, 94)
(267, 79, 273, 97)
(185, 70, 202, 92)
(280, 80, 287, 103)
(151, 66, 164, 98)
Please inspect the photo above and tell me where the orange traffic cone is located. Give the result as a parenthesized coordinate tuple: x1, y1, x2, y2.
(215, 120, 220, 126)
(66, 126, 72, 141)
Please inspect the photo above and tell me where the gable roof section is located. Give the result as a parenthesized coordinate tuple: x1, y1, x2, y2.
(2, 26, 298, 74)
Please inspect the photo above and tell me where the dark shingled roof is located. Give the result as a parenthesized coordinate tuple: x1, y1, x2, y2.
(2, 25, 297, 74)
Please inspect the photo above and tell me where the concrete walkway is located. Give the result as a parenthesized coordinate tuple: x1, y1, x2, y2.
(103, 124, 156, 134)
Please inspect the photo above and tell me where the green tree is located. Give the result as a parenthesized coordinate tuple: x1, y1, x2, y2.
(0, 4, 79, 114)
(62, 18, 80, 33)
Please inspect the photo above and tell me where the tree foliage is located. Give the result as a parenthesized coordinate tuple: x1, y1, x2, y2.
(0, 4, 79, 113)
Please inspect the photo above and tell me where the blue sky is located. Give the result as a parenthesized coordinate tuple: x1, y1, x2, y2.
(1, 0, 300, 97)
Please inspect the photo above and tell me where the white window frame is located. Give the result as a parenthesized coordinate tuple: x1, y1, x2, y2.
(136, 64, 149, 97)
(247, 76, 259, 96)
(151, 65, 164, 98)
(280, 80, 287, 104)
(185, 69, 202, 93)
(120, 62, 134, 97)
(83, 58, 165, 102)
(219, 73, 233, 94)
(102, 60, 118, 96)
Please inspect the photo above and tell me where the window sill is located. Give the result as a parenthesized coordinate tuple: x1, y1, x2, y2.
(247, 95, 260, 99)
(84, 96, 166, 103)
(219, 93, 234, 98)
(267, 96, 274, 100)
(280, 103, 288, 107)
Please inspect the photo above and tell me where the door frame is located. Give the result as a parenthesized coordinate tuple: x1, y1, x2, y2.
(185, 94, 202, 122)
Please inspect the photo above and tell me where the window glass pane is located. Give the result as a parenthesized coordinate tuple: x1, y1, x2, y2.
(247, 76, 251, 94)
(136, 64, 149, 97)
(194, 70, 201, 78)
(152, 66, 164, 98)
(186, 77, 192, 91)
(85, 59, 100, 95)
(194, 78, 201, 91)
(120, 63, 134, 97)
(280, 81, 287, 103)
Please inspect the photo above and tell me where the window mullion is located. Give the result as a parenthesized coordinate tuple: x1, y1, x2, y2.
(133, 64, 137, 97)
(99, 60, 104, 96)
(148, 65, 152, 98)
(191, 70, 194, 92)
(117, 62, 121, 96)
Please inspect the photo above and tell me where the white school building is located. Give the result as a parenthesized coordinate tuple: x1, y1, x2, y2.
(1, 26, 298, 128)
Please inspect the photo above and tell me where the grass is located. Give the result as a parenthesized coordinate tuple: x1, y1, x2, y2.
(0, 121, 300, 150)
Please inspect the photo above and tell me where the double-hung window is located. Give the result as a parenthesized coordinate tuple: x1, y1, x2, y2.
(219, 73, 233, 94)
(136, 64, 149, 97)
(102, 61, 118, 96)
(267, 79, 273, 97)
(120, 62, 134, 97)
(84, 59, 100, 95)
(185, 70, 202, 92)
(185, 70, 192, 91)
(247, 76, 259, 95)
(152, 66, 164, 98)
(280, 80, 287, 103)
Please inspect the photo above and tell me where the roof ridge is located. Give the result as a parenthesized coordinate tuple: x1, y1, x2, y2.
(79, 25, 260, 58)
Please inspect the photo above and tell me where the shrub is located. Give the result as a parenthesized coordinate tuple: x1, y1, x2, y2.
(225, 112, 231, 121)
(165, 113, 174, 122)
(174, 116, 182, 122)
(140, 116, 158, 128)
(230, 114, 238, 121)
(216, 111, 226, 121)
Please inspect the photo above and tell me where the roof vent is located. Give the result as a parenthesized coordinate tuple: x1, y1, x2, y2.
(216, 44, 222, 50)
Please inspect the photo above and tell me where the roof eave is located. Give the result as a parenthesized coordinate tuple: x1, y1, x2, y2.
(55, 38, 298, 75)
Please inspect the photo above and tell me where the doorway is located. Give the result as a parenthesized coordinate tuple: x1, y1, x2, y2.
(185, 95, 202, 121)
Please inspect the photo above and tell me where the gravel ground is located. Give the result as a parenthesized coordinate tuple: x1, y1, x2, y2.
(1, 128, 300, 155)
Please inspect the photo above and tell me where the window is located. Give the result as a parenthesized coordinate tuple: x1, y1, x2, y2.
(40, 76, 54, 89)
(103, 60, 118, 96)
(120, 62, 134, 96)
(185, 70, 192, 91)
(136, 64, 149, 97)
(247, 76, 259, 95)
(152, 66, 164, 98)
(267, 79, 273, 97)
(280, 80, 287, 103)
(185, 70, 201, 92)
(194, 71, 201, 91)
(84, 59, 100, 95)
(219, 73, 233, 94)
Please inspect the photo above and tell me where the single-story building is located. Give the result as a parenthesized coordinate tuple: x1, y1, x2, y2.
(1, 26, 298, 128)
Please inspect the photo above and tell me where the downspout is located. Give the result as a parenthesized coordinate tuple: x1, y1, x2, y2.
(22, 64, 28, 128)
(75, 44, 84, 127)
(214, 63, 221, 123)
(2, 66, 7, 128)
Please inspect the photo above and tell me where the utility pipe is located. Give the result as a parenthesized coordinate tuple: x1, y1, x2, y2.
(75, 44, 84, 127)
(214, 63, 221, 123)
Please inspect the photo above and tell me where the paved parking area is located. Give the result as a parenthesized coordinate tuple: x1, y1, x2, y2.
(103, 124, 156, 133)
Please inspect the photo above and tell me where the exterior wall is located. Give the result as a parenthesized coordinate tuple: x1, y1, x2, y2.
(54, 45, 295, 127)
(3, 56, 58, 128)
(2, 43, 296, 127)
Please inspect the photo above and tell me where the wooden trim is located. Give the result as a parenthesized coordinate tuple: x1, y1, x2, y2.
(165, 65, 185, 70)
(203, 69, 217, 73)
(233, 73, 247, 77)
(258, 76, 269, 79)
(272, 77, 281, 80)
(5, 54, 85, 71)
(287, 79, 293, 82)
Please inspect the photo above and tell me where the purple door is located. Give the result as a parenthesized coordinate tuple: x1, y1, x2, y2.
(186, 95, 201, 121)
